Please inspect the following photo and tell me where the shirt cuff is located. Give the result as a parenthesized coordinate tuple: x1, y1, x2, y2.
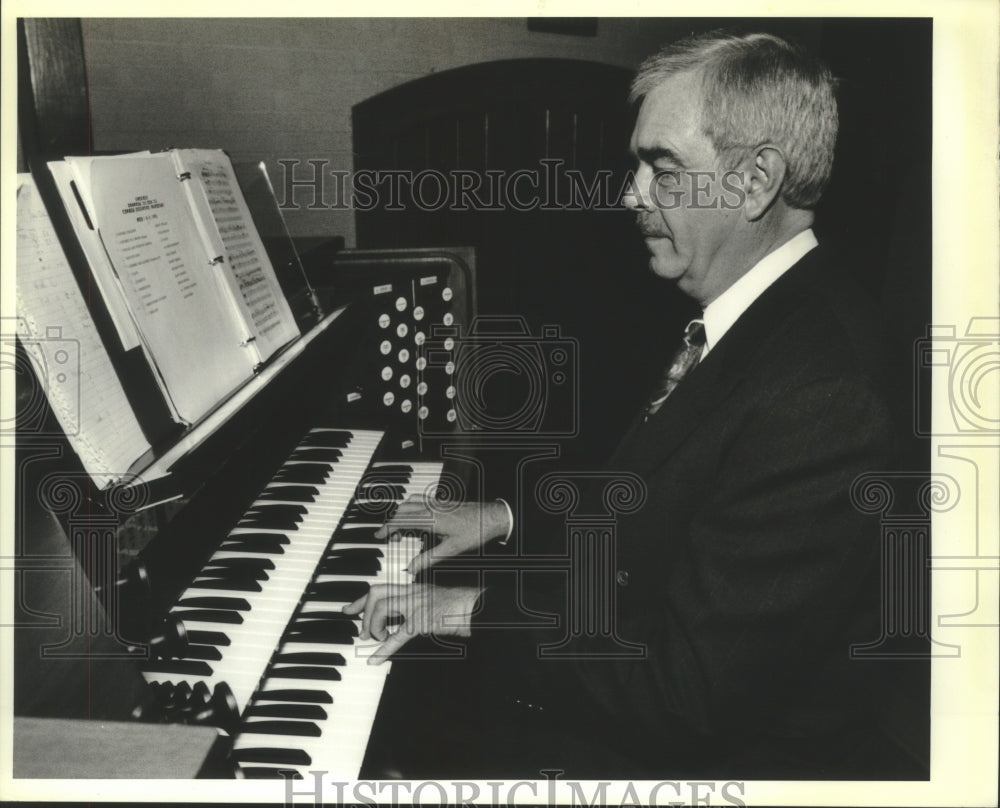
(495, 498, 515, 545)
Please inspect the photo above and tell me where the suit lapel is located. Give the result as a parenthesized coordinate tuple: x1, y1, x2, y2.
(610, 250, 822, 472)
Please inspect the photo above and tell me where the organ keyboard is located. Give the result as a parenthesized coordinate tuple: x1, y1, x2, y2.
(136, 425, 443, 777)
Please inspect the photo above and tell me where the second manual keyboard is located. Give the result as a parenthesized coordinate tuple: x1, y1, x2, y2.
(230, 459, 444, 779)
(141, 427, 383, 711)
(139, 423, 446, 777)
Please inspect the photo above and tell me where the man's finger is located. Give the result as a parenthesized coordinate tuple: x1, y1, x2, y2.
(342, 594, 367, 615)
(375, 506, 433, 540)
(368, 624, 414, 666)
(366, 592, 397, 641)
(354, 584, 387, 639)
(393, 496, 437, 519)
(406, 549, 432, 575)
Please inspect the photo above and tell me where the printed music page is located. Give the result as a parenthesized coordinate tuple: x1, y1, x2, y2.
(46, 159, 143, 352)
(62, 151, 151, 232)
(88, 154, 256, 424)
(15, 175, 151, 487)
(173, 149, 301, 363)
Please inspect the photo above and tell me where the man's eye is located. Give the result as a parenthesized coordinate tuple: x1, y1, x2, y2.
(655, 169, 682, 185)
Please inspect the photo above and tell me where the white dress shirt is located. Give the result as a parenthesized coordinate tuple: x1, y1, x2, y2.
(701, 228, 818, 356)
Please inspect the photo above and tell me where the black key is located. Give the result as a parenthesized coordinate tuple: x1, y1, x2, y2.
(183, 645, 223, 661)
(177, 596, 252, 611)
(227, 531, 291, 545)
(221, 536, 288, 554)
(257, 689, 332, 704)
(217, 543, 284, 556)
(285, 624, 357, 645)
(201, 566, 270, 583)
(360, 472, 411, 484)
(205, 557, 276, 571)
(325, 547, 384, 559)
(369, 464, 413, 473)
(232, 747, 312, 765)
(355, 484, 407, 499)
(273, 466, 330, 484)
(187, 630, 230, 646)
(292, 612, 360, 624)
(143, 658, 214, 676)
(237, 516, 302, 532)
(237, 515, 301, 531)
(306, 581, 370, 602)
(259, 485, 319, 503)
(246, 504, 308, 519)
(187, 578, 264, 593)
(275, 652, 346, 666)
(175, 609, 244, 624)
(290, 448, 343, 462)
(202, 562, 273, 575)
(268, 666, 341, 682)
(277, 456, 333, 470)
(244, 703, 328, 720)
(241, 720, 323, 737)
(300, 430, 352, 448)
(317, 557, 381, 576)
(282, 632, 354, 646)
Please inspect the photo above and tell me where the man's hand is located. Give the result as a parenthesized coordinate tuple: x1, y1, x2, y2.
(343, 583, 482, 665)
(375, 497, 511, 575)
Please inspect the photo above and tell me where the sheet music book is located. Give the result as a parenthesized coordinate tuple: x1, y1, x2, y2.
(47, 159, 143, 352)
(51, 149, 301, 425)
(15, 174, 152, 488)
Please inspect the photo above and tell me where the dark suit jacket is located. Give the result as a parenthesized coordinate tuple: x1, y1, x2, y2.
(468, 248, 913, 778)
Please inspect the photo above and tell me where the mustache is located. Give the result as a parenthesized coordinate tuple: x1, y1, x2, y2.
(636, 214, 670, 239)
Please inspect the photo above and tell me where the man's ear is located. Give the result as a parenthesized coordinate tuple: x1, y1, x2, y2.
(742, 146, 787, 221)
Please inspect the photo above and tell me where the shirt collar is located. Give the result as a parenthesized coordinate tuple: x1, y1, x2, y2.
(702, 228, 818, 353)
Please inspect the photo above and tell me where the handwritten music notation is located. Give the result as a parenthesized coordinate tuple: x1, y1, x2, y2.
(15, 175, 151, 486)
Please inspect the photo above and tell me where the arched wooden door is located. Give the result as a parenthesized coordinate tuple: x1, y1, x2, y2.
(353, 59, 694, 466)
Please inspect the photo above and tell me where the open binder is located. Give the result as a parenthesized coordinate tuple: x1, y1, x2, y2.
(47, 149, 301, 426)
(15, 150, 326, 491)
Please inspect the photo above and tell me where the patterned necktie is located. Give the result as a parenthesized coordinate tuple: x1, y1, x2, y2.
(644, 319, 706, 420)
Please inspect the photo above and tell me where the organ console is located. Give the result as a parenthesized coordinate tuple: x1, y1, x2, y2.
(12, 28, 479, 775)
(10, 239, 477, 778)
(11, 17, 487, 781)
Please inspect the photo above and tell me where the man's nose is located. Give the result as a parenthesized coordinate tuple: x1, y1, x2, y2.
(623, 164, 652, 211)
